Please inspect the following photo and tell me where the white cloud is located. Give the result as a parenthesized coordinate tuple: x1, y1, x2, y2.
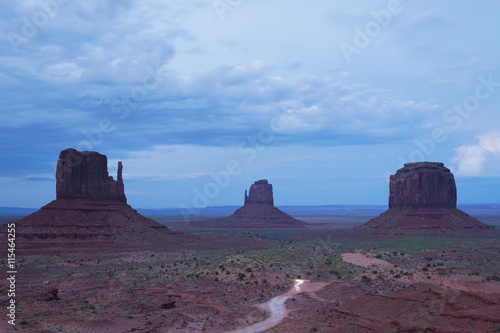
(452, 132, 500, 176)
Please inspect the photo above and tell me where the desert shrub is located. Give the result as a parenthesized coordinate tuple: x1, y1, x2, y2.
(238, 273, 246, 280)
(422, 267, 429, 271)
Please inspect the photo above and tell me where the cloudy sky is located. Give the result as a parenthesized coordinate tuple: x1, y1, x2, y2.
(1, 0, 500, 210)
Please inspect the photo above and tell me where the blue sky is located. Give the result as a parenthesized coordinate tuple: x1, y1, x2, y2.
(1, 0, 500, 209)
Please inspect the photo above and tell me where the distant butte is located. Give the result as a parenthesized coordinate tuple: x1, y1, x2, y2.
(192, 179, 306, 228)
(358, 162, 495, 234)
(0, 148, 186, 254)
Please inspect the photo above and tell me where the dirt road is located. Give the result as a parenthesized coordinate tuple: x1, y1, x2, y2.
(225, 279, 336, 333)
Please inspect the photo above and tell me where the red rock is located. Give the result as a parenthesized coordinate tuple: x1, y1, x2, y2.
(1, 148, 187, 254)
(56, 148, 126, 203)
(245, 179, 274, 205)
(359, 162, 495, 234)
(192, 179, 306, 228)
(389, 162, 456, 209)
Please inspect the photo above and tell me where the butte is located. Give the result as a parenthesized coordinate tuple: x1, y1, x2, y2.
(358, 162, 496, 234)
(0, 148, 185, 254)
(192, 179, 306, 228)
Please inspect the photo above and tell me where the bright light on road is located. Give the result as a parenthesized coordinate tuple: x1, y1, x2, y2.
(295, 279, 304, 292)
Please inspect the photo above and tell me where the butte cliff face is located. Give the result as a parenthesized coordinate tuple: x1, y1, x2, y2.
(388, 162, 456, 209)
(1, 148, 185, 254)
(192, 179, 306, 228)
(359, 162, 495, 234)
(244, 179, 274, 205)
(56, 149, 127, 202)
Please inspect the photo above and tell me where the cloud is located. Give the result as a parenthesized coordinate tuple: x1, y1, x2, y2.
(452, 132, 500, 176)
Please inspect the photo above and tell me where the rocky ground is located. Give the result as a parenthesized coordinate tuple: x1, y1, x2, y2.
(1, 227, 499, 333)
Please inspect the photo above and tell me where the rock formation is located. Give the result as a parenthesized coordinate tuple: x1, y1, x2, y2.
(244, 179, 274, 205)
(0, 148, 186, 254)
(56, 149, 126, 202)
(358, 162, 495, 234)
(192, 179, 306, 228)
(388, 162, 456, 209)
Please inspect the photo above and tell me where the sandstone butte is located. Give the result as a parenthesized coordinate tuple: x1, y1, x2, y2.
(191, 179, 306, 228)
(358, 162, 495, 234)
(0, 148, 185, 254)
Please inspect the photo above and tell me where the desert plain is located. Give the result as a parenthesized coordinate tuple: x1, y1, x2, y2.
(1, 209, 499, 333)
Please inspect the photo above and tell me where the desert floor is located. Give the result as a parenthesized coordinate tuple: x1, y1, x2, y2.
(1, 214, 499, 333)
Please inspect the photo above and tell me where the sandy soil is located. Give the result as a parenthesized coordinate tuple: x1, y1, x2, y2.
(341, 252, 392, 267)
(1, 230, 498, 332)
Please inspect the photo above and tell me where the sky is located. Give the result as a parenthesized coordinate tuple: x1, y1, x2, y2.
(1, 0, 500, 211)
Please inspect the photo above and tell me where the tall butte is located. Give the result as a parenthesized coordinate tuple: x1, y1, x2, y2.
(192, 179, 306, 228)
(1, 148, 185, 254)
(358, 162, 495, 234)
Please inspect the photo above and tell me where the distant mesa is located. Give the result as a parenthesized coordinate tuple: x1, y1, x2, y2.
(191, 179, 306, 229)
(0, 148, 185, 254)
(244, 179, 274, 205)
(358, 162, 495, 234)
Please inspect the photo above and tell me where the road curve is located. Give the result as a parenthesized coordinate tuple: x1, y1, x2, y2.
(225, 279, 336, 333)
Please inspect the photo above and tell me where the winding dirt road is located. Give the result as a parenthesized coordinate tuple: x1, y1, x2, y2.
(225, 279, 336, 333)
